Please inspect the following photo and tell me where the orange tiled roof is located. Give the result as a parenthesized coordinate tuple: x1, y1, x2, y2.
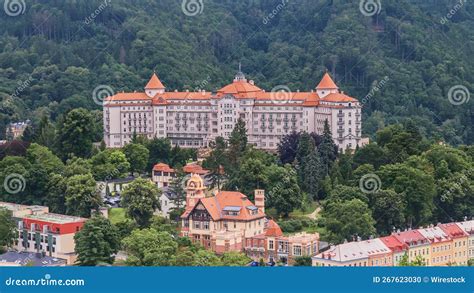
(316, 72, 338, 89)
(106, 92, 151, 102)
(153, 163, 175, 173)
(191, 191, 265, 221)
(265, 219, 283, 237)
(322, 93, 358, 103)
(145, 73, 165, 89)
(217, 80, 263, 96)
(183, 163, 209, 175)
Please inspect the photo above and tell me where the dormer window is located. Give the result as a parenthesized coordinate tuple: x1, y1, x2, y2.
(223, 206, 241, 216)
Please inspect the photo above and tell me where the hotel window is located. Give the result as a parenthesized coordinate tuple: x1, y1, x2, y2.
(269, 240, 274, 250)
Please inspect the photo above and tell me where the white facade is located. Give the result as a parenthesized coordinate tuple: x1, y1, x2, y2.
(104, 71, 364, 152)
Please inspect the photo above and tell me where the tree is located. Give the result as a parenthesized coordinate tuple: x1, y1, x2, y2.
(45, 174, 67, 214)
(90, 149, 130, 180)
(377, 163, 436, 227)
(21, 125, 35, 143)
(370, 189, 406, 235)
(35, 115, 55, 150)
(0, 208, 16, 251)
(146, 138, 172, 169)
(65, 173, 102, 217)
(173, 248, 196, 266)
(192, 249, 222, 266)
(353, 143, 387, 169)
(399, 253, 426, 266)
(56, 108, 95, 159)
(121, 178, 160, 228)
(168, 168, 186, 210)
(301, 148, 323, 200)
(278, 131, 300, 164)
(328, 185, 368, 204)
(318, 120, 338, 176)
(204, 136, 227, 189)
(320, 199, 376, 244)
(227, 118, 247, 171)
(74, 215, 120, 266)
(221, 251, 251, 266)
(266, 165, 303, 217)
(293, 256, 312, 266)
(122, 229, 178, 266)
(123, 143, 149, 175)
(296, 132, 314, 166)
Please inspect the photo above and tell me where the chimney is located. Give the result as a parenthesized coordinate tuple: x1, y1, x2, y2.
(254, 189, 265, 214)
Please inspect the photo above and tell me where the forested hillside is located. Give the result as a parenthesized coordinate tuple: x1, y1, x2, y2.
(1, 0, 473, 144)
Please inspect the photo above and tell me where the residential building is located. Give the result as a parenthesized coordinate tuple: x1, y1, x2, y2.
(456, 220, 474, 260)
(379, 235, 408, 266)
(1, 201, 86, 265)
(6, 120, 30, 140)
(152, 162, 209, 188)
(392, 230, 431, 265)
(439, 223, 469, 265)
(312, 238, 392, 267)
(418, 226, 452, 266)
(104, 70, 366, 152)
(180, 176, 319, 263)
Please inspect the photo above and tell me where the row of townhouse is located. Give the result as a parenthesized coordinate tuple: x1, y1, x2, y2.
(313, 221, 474, 267)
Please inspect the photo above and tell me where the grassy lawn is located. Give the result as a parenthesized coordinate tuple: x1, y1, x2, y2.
(289, 201, 319, 217)
(108, 208, 127, 224)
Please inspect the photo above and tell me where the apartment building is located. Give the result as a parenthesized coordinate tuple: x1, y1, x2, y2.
(439, 223, 469, 266)
(456, 220, 474, 260)
(0, 202, 86, 265)
(104, 70, 366, 152)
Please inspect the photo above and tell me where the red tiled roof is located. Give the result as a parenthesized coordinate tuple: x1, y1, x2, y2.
(217, 80, 263, 96)
(145, 73, 165, 89)
(265, 220, 283, 237)
(438, 223, 468, 238)
(379, 235, 408, 253)
(105, 92, 151, 102)
(392, 230, 428, 246)
(316, 72, 338, 89)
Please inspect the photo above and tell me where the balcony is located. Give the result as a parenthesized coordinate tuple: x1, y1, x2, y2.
(355, 113, 361, 117)
(337, 121, 344, 125)
(337, 113, 344, 118)
(337, 129, 344, 133)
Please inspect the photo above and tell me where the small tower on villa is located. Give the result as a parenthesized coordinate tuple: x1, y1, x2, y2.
(185, 174, 206, 209)
(145, 72, 166, 97)
(316, 72, 339, 99)
(254, 189, 265, 214)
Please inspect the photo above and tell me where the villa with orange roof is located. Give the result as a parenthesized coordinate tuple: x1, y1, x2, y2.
(104, 68, 366, 152)
(179, 175, 319, 264)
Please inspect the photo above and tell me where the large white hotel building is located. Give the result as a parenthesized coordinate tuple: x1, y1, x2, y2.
(104, 69, 365, 151)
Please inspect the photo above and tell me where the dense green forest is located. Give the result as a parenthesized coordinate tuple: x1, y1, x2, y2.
(0, 0, 473, 144)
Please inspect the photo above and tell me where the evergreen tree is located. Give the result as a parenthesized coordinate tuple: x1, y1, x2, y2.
(302, 148, 323, 200)
(318, 120, 338, 176)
